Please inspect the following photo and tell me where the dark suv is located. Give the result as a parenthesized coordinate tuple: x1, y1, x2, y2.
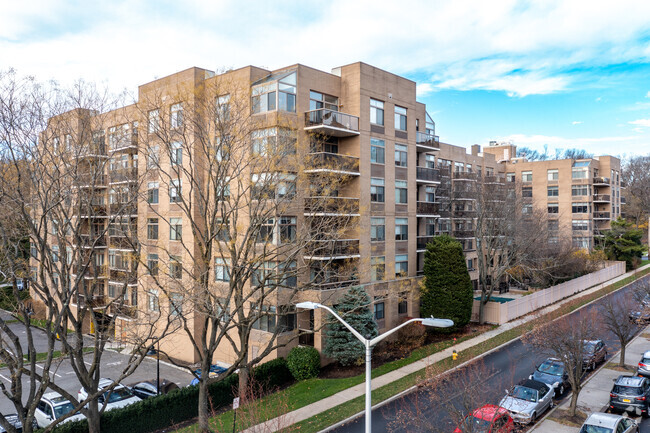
(609, 375, 650, 416)
(530, 358, 570, 396)
(582, 339, 607, 371)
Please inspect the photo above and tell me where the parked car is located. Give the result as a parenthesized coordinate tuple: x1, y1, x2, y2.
(0, 413, 38, 433)
(629, 308, 650, 324)
(582, 339, 607, 370)
(78, 378, 141, 412)
(35, 392, 86, 428)
(453, 404, 514, 433)
(498, 379, 553, 424)
(637, 350, 650, 377)
(530, 358, 570, 396)
(129, 379, 179, 399)
(609, 375, 650, 416)
(579, 412, 638, 433)
(189, 364, 228, 386)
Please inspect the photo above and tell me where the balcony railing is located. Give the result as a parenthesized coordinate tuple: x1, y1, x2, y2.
(311, 275, 360, 290)
(77, 295, 108, 309)
(110, 202, 138, 215)
(76, 234, 107, 248)
(593, 194, 611, 202)
(593, 212, 611, 219)
(304, 239, 360, 258)
(416, 167, 441, 183)
(453, 188, 475, 199)
(415, 132, 440, 150)
(77, 204, 108, 217)
(76, 174, 107, 187)
(417, 236, 434, 250)
(304, 197, 359, 216)
(109, 268, 138, 284)
(593, 177, 610, 185)
(453, 172, 478, 181)
(108, 134, 138, 152)
(304, 109, 360, 137)
(453, 230, 475, 239)
(416, 201, 441, 216)
(305, 152, 360, 174)
(454, 208, 477, 218)
(484, 175, 506, 184)
(109, 168, 138, 184)
(73, 143, 107, 159)
(109, 303, 137, 318)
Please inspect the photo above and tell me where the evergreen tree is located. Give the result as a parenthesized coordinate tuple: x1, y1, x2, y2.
(420, 234, 473, 330)
(323, 285, 378, 366)
(598, 218, 645, 270)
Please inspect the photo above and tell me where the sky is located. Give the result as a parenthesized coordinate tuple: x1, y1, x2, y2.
(2, 0, 650, 158)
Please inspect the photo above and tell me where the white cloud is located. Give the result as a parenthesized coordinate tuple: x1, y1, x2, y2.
(572, 121, 583, 125)
(646, 91, 650, 98)
(416, 83, 434, 97)
(629, 119, 650, 127)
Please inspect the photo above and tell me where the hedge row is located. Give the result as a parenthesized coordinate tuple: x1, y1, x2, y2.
(52, 358, 292, 433)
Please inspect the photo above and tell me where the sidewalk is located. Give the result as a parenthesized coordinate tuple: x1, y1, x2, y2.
(243, 265, 650, 433)
(532, 325, 650, 432)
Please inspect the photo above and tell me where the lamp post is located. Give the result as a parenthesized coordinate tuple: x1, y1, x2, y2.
(296, 301, 453, 433)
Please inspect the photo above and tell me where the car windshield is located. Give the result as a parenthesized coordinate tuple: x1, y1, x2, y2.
(612, 385, 643, 396)
(103, 387, 134, 403)
(583, 342, 596, 354)
(511, 385, 537, 402)
(53, 401, 75, 419)
(459, 415, 492, 433)
(579, 425, 612, 433)
(538, 360, 564, 376)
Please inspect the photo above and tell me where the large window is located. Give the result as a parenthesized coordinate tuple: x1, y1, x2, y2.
(371, 256, 385, 281)
(252, 72, 296, 113)
(251, 127, 296, 157)
(252, 304, 277, 332)
(258, 219, 274, 243)
(148, 289, 159, 311)
(572, 202, 589, 213)
(425, 154, 435, 169)
(425, 186, 436, 202)
(522, 187, 533, 198)
(171, 141, 182, 166)
(395, 218, 408, 241)
(394, 144, 408, 167)
(170, 293, 183, 316)
(169, 218, 182, 241)
(547, 186, 558, 197)
(548, 203, 559, 214)
(572, 220, 589, 231)
(370, 99, 384, 125)
(572, 161, 590, 179)
(170, 103, 183, 129)
(573, 237, 590, 249)
(506, 172, 515, 182)
(395, 254, 408, 277)
(147, 218, 158, 240)
(370, 138, 385, 164)
(394, 106, 407, 131)
(147, 182, 159, 204)
(215, 257, 230, 282)
(309, 91, 338, 111)
(398, 293, 408, 315)
(169, 256, 182, 279)
(147, 145, 160, 169)
(572, 185, 589, 196)
(279, 216, 296, 244)
(170, 179, 182, 203)
(147, 254, 159, 276)
(216, 94, 230, 121)
(371, 178, 385, 202)
(371, 217, 385, 242)
(522, 171, 533, 182)
(374, 298, 385, 320)
(395, 180, 408, 204)
(547, 169, 559, 181)
(148, 109, 160, 133)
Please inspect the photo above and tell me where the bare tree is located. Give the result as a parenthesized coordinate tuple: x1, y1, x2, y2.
(523, 313, 598, 417)
(622, 155, 650, 229)
(599, 296, 636, 368)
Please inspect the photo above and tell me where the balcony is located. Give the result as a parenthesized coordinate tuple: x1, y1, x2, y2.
(76, 234, 107, 248)
(435, 187, 451, 198)
(453, 172, 478, 181)
(304, 239, 360, 260)
(73, 143, 107, 159)
(311, 275, 360, 291)
(76, 174, 107, 188)
(454, 208, 477, 218)
(304, 197, 359, 216)
(484, 175, 506, 184)
(304, 152, 360, 175)
(593, 194, 611, 203)
(109, 303, 137, 318)
(416, 201, 441, 217)
(593, 212, 611, 220)
(594, 229, 609, 237)
(415, 132, 440, 151)
(593, 177, 610, 186)
(453, 230, 475, 239)
(109, 268, 138, 285)
(77, 295, 108, 309)
(109, 168, 139, 184)
(108, 134, 138, 153)
(417, 236, 434, 251)
(453, 188, 475, 200)
(304, 109, 360, 137)
(77, 204, 108, 218)
(110, 202, 138, 216)
(74, 264, 109, 279)
(416, 167, 441, 184)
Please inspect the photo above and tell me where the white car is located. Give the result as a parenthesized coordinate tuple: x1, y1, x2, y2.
(579, 412, 638, 433)
(78, 378, 141, 412)
(35, 392, 86, 428)
(498, 379, 554, 424)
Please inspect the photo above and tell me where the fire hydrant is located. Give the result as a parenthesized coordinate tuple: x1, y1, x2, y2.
(452, 350, 458, 361)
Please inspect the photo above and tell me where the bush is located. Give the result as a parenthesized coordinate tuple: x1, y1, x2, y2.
(51, 357, 292, 433)
(287, 346, 320, 380)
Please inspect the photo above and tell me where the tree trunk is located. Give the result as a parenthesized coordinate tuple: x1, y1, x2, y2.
(198, 379, 212, 433)
(619, 340, 626, 367)
(239, 364, 250, 400)
(568, 387, 580, 417)
(87, 400, 101, 433)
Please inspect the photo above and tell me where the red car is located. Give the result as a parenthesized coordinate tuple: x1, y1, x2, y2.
(453, 405, 515, 433)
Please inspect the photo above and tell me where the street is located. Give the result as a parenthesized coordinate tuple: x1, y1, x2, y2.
(331, 275, 650, 432)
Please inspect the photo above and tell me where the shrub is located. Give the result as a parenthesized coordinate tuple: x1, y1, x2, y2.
(251, 357, 292, 389)
(287, 346, 320, 380)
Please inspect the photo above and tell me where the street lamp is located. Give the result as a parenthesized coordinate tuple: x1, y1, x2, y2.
(296, 301, 453, 433)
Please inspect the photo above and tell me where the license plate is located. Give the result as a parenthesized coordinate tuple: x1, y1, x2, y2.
(622, 398, 631, 403)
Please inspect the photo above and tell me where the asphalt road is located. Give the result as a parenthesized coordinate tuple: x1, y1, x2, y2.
(331, 275, 650, 433)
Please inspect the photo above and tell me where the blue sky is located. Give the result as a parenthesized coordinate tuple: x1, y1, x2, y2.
(2, 0, 650, 158)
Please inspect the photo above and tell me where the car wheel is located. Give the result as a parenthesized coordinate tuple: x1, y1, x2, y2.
(530, 412, 536, 423)
(590, 361, 596, 371)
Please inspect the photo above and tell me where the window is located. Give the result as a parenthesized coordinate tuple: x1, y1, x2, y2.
(170, 103, 183, 129)
(454, 162, 464, 173)
(572, 185, 589, 196)
(395, 180, 408, 204)
(147, 218, 158, 240)
(548, 220, 559, 231)
(394, 106, 407, 131)
(374, 299, 385, 320)
(547, 169, 559, 181)
(547, 186, 558, 197)
(171, 141, 182, 166)
(51, 246, 59, 263)
(572, 165, 589, 179)
(215, 257, 230, 282)
(522, 187, 533, 198)
(279, 261, 297, 288)
(251, 127, 296, 156)
(279, 216, 296, 244)
(147, 182, 159, 204)
(439, 158, 451, 168)
(572, 220, 589, 231)
(398, 293, 408, 315)
(466, 164, 472, 173)
(522, 204, 532, 215)
(506, 172, 515, 182)
(169, 293, 183, 316)
(371, 256, 385, 281)
(148, 289, 159, 312)
(572, 203, 589, 213)
(252, 304, 277, 332)
(147, 145, 160, 169)
(170, 179, 181, 203)
(573, 237, 590, 249)
(370, 178, 385, 202)
(370, 138, 385, 164)
(216, 94, 230, 121)
(258, 219, 274, 243)
(148, 109, 160, 133)
(371, 218, 385, 241)
(170, 218, 182, 241)
(216, 218, 230, 242)
(425, 154, 435, 169)
(425, 218, 436, 236)
(395, 218, 408, 241)
(309, 91, 338, 111)
(252, 72, 296, 113)
(147, 254, 159, 276)
(548, 204, 559, 214)
(394, 144, 408, 167)
(425, 186, 436, 202)
(370, 99, 384, 125)
(522, 171, 533, 182)
(395, 254, 408, 277)
(467, 258, 474, 270)
(169, 256, 182, 279)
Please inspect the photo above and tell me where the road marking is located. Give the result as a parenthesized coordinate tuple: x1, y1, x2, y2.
(35, 364, 61, 378)
(0, 374, 10, 383)
(66, 371, 76, 375)
(84, 361, 92, 367)
(106, 361, 122, 366)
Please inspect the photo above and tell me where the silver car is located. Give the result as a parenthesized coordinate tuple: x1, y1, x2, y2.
(579, 412, 637, 433)
(637, 350, 650, 377)
(498, 379, 553, 424)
